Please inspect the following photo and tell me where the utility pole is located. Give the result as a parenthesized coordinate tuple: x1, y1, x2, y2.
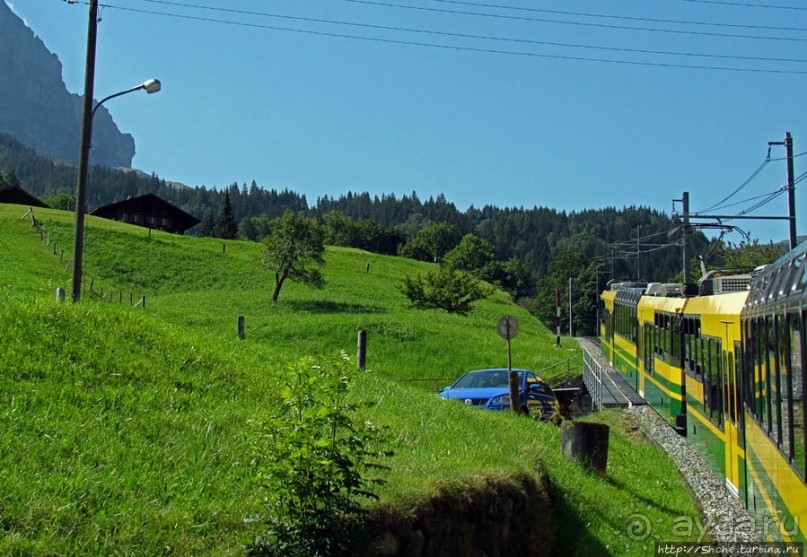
(610, 246, 614, 278)
(785, 133, 797, 250)
(682, 192, 691, 285)
(71, 0, 99, 302)
(636, 225, 641, 281)
(769, 132, 797, 250)
(569, 277, 573, 337)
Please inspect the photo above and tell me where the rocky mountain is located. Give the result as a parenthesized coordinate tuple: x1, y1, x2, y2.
(0, 1, 135, 168)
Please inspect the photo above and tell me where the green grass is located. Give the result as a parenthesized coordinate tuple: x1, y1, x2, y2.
(0, 204, 703, 555)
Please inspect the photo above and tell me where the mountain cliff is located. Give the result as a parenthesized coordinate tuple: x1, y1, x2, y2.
(0, 1, 135, 168)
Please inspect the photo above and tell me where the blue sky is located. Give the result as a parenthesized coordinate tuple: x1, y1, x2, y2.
(7, 0, 806, 243)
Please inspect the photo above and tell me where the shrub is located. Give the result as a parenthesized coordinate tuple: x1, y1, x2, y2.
(247, 352, 392, 557)
(399, 264, 492, 315)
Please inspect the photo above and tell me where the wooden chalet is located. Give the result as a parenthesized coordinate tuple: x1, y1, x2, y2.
(90, 193, 200, 235)
(0, 185, 49, 208)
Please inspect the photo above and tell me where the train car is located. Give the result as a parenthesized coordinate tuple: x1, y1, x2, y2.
(600, 288, 616, 367)
(636, 289, 687, 432)
(602, 284, 645, 390)
(680, 290, 748, 497)
(740, 242, 806, 542)
(599, 246, 807, 541)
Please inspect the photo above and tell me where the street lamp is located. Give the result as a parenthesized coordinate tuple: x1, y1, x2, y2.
(71, 78, 161, 302)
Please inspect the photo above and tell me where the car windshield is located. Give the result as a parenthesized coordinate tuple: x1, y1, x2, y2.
(452, 370, 523, 389)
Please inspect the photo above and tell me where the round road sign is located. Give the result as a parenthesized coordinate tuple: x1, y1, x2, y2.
(496, 315, 519, 340)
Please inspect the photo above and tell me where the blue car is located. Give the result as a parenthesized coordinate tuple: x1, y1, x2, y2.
(439, 368, 558, 420)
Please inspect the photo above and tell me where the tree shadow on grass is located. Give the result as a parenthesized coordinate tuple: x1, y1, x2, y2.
(549, 483, 611, 556)
(287, 300, 387, 315)
(605, 476, 688, 518)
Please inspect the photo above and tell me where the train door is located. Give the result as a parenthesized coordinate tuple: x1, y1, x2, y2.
(632, 312, 640, 391)
(733, 339, 746, 501)
(722, 325, 742, 497)
(643, 322, 654, 397)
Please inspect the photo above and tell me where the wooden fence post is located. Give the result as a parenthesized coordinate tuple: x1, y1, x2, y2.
(357, 330, 367, 369)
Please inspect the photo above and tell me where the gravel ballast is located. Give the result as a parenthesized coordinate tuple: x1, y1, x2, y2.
(575, 337, 759, 543)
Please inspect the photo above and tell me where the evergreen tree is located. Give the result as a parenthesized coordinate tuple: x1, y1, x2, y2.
(215, 191, 238, 239)
(198, 211, 215, 237)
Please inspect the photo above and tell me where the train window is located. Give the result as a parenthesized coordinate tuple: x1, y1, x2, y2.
(755, 318, 768, 432)
(665, 316, 672, 358)
(768, 266, 785, 302)
(792, 312, 805, 478)
(685, 317, 700, 376)
(704, 338, 724, 428)
(795, 254, 807, 294)
(725, 348, 736, 424)
(778, 315, 790, 456)
(671, 315, 681, 363)
(767, 316, 778, 443)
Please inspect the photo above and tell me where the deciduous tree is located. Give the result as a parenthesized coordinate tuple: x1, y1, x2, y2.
(264, 211, 326, 302)
(399, 264, 491, 315)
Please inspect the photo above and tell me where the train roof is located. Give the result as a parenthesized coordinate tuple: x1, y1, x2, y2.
(745, 240, 807, 314)
(614, 287, 644, 306)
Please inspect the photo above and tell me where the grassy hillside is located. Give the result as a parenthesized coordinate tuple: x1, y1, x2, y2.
(1, 204, 703, 555)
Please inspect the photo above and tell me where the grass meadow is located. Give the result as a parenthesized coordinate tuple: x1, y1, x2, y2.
(0, 204, 703, 555)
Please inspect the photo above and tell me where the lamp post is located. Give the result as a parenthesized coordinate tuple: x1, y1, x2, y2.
(70, 78, 161, 302)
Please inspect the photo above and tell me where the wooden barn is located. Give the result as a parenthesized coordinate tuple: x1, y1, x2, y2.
(0, 185, 49, 208)
(91, 193, 200, 235)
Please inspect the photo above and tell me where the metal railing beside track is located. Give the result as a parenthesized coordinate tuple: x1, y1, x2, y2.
(582, 346, 633, 411)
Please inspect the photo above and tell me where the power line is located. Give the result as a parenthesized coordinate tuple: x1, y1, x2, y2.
(83, 2, 807, 74)
(695, 158, 770, 214)
(736, 188, 786, 215)
(769, 150, 807, 161)
(126, 0, 807, 65)
(433, 0, 807, 33)
(343, 0, 807, 42)
(681, 0, 807, 11)
(699, 187, 785, 213)
(692, 171, 807, 224)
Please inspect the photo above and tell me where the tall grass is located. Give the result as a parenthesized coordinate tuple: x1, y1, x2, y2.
(1, 204, 703, 555)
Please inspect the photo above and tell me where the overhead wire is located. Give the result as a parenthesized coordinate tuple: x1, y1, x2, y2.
(342, 0, 807, 42)
(769, 150, 807, 162)
(432, 0, 807, 32)
(681, 0, 807, 11)
(80, 1, 807, 74)
(696, 169, 807, 223)
(700, 187, 786, 212)
(121, 0, 807, 65)
(694, 158, 770, 215)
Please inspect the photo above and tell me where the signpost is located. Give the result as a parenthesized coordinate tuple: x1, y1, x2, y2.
(497, 315, 520, 413)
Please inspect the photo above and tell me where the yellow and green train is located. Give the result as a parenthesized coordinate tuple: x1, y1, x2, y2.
(600, 242, 806, 543)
